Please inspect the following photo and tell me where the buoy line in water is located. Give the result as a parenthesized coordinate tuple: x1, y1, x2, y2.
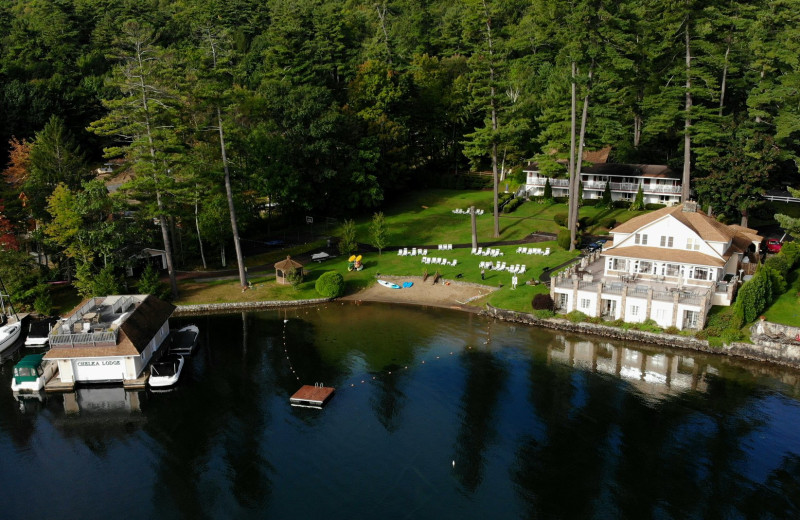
(282, 317, 496, 391)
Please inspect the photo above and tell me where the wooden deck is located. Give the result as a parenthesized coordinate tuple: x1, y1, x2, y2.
(290, 385, 335, 408)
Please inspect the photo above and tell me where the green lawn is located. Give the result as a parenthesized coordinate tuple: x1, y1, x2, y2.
(344, 190, 649, 247)
(764, 268, 800, 326)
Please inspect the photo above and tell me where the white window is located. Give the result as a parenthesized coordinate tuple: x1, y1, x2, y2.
(638, 261, 652, 274)
(580, 298, 591, 309)
(693, 267, 709, 280)
(686, 238, 701, 251)
(635, 233, 648, 245)
(630, 305, 639, 317)
(610, 258, 627, 271)
(655, 308, 666, 320)
(665, 264, 680, 277)
(660, 236, 674, 248)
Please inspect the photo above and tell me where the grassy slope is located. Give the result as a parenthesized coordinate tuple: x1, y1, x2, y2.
(764, 268, 800, 326)
(52, 190, 650, 311)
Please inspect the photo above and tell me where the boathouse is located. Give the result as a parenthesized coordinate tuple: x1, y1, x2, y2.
(44, 295, 175, 385)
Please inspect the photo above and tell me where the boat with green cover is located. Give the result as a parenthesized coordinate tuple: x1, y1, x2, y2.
(10, 353, 57, 393)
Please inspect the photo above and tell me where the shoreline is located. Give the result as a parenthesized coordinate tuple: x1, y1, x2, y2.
(172, 280, 800, 370)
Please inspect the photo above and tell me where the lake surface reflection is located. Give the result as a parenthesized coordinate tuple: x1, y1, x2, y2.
(1, 302, 799, 519)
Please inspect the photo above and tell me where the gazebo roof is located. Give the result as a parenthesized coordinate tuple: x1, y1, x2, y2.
(274, 256, 303, 270)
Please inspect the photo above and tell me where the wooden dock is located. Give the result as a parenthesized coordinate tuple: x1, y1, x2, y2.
(290, 384, 335, 408)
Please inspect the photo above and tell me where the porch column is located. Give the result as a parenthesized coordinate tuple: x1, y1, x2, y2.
(595, 283, 603, 317)
(646, 287, 653, 320)
(572, 279, 579, 312)
(671, 292, 680, 328)
(620, 286, 628, 321)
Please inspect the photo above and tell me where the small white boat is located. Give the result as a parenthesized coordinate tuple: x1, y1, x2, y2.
(149, 354, 185, 387)
(0, 321, 22, 353)
(169, 324, 199, 355)
(377, 279, 401, 289)
(10, 353, 57, 393)
(25, 316, 58, 346)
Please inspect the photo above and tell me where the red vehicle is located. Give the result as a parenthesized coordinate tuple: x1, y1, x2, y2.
(766, 238, 783, 253)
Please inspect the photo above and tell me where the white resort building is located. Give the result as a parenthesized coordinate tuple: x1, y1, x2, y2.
(550, 202, 762, 330)
(524, 163, 683, 206)
(44, 295, 175, 386)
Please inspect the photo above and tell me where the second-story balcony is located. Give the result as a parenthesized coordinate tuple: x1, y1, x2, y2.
(582, 181, 681, 194)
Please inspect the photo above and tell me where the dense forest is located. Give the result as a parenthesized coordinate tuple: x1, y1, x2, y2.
(1, 0, 799, 303)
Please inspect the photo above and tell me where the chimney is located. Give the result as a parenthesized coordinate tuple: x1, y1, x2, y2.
(683, 200, 698, 213)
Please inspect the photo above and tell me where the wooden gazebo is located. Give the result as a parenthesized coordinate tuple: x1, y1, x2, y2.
(274, 256, 304, 285)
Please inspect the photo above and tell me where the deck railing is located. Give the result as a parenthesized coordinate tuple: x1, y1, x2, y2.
(50, 330, 118, 348)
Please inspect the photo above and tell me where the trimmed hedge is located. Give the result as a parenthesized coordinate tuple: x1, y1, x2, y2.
(557, 229, 571, 250)
(553, 213, 568, 227)
(503, 197, 524, 213)
(315, 271, 345, 298)
(601, 217, 616, 229)
(644, 203, 667, 210)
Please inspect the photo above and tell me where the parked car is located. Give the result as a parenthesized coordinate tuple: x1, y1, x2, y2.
(586, 238, 608, 253)
(766, 238, 783, 253)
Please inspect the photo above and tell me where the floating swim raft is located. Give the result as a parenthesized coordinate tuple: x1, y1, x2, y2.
(290, 384, 335, 408)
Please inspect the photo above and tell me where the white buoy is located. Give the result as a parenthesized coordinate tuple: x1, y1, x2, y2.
(452, 460, 455, 468)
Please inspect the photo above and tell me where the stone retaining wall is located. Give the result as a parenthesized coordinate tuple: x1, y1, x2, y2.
(174, 297, 331, 316)
(483, 305, 800, 369)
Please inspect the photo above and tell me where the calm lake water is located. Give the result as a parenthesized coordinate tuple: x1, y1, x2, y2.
(1, 302, 799, 519)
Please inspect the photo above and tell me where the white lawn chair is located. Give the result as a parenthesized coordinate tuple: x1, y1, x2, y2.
(451, 259, 457, 266)
(421, 249, 427, 256)
(471, 247, 477, 255)
(398, 249, 403, 255)
(544, 248, 551, 256)
(411, 248, 417, 256)
(519, 265, 526, 274)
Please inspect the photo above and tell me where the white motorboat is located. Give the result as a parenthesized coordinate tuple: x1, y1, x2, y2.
(0, 321, 22, 353)
(10, 353, 57, 392)
(149, 354, 185, 387)
(169, 324, 199, 355)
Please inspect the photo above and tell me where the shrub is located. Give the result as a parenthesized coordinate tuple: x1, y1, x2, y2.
(286, 266, 303, 289)
(629, 185, 645, 210)
(579, 215, 596, 228)
(765, 254, 789, 279)
(704, 326, 723, 337)
(644, 203, 667, 210)
(503, 198, 524, 213)
(338, 219, 357, 256)
(634, 319, 662, 333)
(554, 196, 569, 203)
(32, 284, 52, 316)
(315, 271, 345, 298)
(613, 200, 629, 209)
(708, 336, 724, 348)
(565, 310, 587, 323)
(557, 229, 572, 250)
(665, 326, 680, 335)
(532, 293, 554, 310)
(601, 217, 616, 229)
(553, 213, 568, 227)
(585, 316, 603, 324)
(721, 328, 745, 344)
(610, 319, 625, 327)
(694, 329, 709, 340)
(543, 178, 553, 200)
(582, 198, 599, 206)
(138, 264, 169, 299)
(707, 311, 733, 330)
(533, 309, 555, 319)
(779, 241, 800, 268)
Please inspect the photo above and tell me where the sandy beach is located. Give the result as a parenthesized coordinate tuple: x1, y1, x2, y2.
(340, 276, 497, 311)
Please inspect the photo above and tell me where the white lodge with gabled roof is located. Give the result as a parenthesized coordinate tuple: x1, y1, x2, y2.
(550, 202, 762, 330)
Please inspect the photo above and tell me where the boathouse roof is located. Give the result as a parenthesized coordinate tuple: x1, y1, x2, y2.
(44, 294, 175, 359)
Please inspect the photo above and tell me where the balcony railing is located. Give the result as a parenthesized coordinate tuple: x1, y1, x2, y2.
(582, 181, 682, 194)
(527, 178, 570, 187)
